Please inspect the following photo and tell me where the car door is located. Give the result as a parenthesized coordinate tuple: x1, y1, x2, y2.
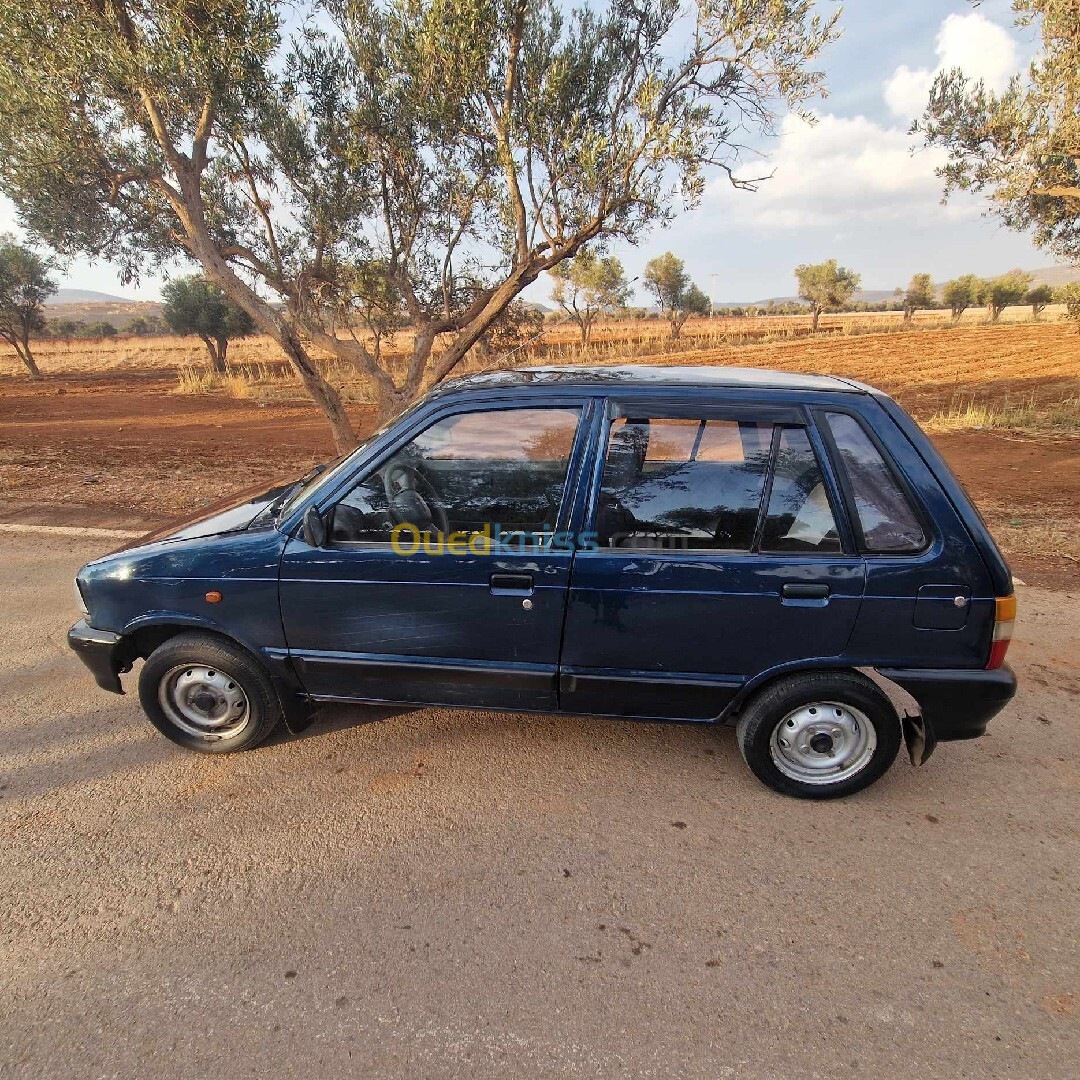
(558, 399, 866, 720)
(279, 399, 592, 711)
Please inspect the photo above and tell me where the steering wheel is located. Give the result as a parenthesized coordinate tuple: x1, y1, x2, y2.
(382, 461, 450, 536)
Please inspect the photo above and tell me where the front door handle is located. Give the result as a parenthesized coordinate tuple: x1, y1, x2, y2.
(490, 573, 534, 595)
(781, 583, 830, 600)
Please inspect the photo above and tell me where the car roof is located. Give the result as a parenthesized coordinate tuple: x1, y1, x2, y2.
(435, 364, 867, 396)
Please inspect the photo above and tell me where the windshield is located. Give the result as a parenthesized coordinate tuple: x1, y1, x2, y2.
(279, 397, 429, 517)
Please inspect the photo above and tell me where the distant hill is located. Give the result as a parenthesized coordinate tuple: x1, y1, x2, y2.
(46, 288, 142, 305)
(714, 265, 1080, 308)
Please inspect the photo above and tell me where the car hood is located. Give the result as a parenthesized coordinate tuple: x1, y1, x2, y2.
(117, 480, 293, 551)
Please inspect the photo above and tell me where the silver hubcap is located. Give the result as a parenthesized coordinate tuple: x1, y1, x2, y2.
(769, 701, 877, 785)
(158, 664, 250, 741)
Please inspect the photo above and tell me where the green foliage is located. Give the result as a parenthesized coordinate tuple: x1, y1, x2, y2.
(550, 250, 630, 344)
(87, 321, 118, 338)
(915, 1, 1080, 263)
(163, 275, 256, 371)
(51, 318, 79, 338)
(794, 260, 860, 330)
(0, 0, 840, 444)
(902, 273, 936, 320)
(942, 274, 981, 320)
(123, 317, 150, 336)
(1056, 281, 1080, 330)
(1025, 283, 1054, 317)
(0, 233, 56, 375)
(643, 252, 710, 338)
(978, 269, 1033, 321)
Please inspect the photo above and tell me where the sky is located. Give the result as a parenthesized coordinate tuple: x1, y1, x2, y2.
(0, 0, 1053, 305)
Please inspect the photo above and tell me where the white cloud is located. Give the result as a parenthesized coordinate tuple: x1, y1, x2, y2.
(711, 112, 967, 230)
(884, 12, 1019, 120)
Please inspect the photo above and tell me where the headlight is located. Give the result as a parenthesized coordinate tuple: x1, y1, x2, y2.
(74, 579, 88, 617)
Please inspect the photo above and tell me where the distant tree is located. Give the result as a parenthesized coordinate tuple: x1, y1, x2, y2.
(942, 274, 981, 321)
(123, 316, 150, 336)
(979, 269, 1033, 322)
(1025, 283, 1054, 319)
(916, 1, 1079, 265)
(901, 273, 936, 323)
(162, 276, 256, 373)
(795, 260, 860, 332)
(87, 320, 117, 338)
(550, 252, 630, 346)
(0, 234, 56, 376)
(643, 252, 711, 339)
(50, 318, 79, 338)
(1056, 282, 1080, 331)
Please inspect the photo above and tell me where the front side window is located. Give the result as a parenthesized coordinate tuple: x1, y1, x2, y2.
(330, 407, 582, 545)
(596, 418, 774, 550)
(825, 412, 927, 552)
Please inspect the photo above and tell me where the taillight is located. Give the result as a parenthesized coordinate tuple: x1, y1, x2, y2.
(986, 594, 1016, 669)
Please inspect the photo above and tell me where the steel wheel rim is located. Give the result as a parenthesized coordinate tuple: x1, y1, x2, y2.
(158, 664, 251, 741)
(769, 701, 877, 785)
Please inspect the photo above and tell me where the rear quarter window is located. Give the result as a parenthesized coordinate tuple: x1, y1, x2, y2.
(824, 411, 927, 553)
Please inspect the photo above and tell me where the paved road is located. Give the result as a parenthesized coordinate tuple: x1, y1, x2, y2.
(1, 534, 1077, 1078)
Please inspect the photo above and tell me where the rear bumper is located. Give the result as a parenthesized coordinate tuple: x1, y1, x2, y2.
(879, 664, 1017, 742)
(68, 620, 126, 694)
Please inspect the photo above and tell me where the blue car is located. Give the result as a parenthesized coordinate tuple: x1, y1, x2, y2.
(69, 365, 1018, 798)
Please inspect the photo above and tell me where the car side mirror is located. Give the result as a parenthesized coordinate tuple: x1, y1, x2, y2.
(302, 505, 328, 548)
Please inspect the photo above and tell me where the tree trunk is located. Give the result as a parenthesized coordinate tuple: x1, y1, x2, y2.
(811, 307, 821, 333)
(16, 338, 41, 378)
(199, 334, 227, 375)
(218, 337, 229, 367)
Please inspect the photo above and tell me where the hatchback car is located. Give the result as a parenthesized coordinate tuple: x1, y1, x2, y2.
(69, 365, 1017, 798)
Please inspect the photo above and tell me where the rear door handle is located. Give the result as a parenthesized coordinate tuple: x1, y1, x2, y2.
(781, 583, 830, 600)
(490, 573, 534, 595)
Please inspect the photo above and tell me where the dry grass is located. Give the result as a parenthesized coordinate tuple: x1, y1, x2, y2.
(926, 392, 1080, 434)
(993, 517, 1080, 563)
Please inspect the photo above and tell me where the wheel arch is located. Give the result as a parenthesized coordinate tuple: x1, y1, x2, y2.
(121, 615, 314, 734)
(718, 660, 930, 767)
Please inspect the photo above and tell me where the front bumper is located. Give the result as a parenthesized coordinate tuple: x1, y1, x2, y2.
(879, 664, 1017, 743)
(68, 619, 126, 694)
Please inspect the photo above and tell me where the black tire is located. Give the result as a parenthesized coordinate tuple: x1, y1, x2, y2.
(735, 671, 901, 799)
(138, 632, 282, 754)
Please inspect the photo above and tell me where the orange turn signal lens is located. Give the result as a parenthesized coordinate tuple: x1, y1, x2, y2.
(986, 594, 1016, 669)
(205, 590, 223, 604)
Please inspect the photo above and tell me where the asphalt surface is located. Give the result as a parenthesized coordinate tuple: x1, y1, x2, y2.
(1, 533, 1077, 1078)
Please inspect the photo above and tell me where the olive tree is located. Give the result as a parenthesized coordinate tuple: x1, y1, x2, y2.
(643, 252, 711, 340)
(1025, 283, 1054, 319)
(0, 0, 839, 450)
(1055, 281, 1080, 330)
(901, 272, 935, 323)
(979, 269, 1032, 322)
(0, 234, 56, 377)
(550, 252, 630, 346)
(942, 274, 980, 321)
(795, 260, 860, 332)
(162, 275, 256, 372)
(916, 1, 1079, 264)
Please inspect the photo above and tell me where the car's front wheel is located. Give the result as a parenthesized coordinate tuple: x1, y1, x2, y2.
(138, 632, 282, 753)
(735, 671, 901, 798)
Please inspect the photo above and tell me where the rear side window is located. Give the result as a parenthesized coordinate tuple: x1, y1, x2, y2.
(595, 417, 840, 553)
(597, 418, 772, 550)
(825, 412, 927, 553)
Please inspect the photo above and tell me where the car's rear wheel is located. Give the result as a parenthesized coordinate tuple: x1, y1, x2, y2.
(735, 671, 901, 798)
(138, 632, 281, 753)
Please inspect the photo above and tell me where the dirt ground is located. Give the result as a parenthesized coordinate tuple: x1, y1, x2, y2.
(1, 533, 1078, 1078)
